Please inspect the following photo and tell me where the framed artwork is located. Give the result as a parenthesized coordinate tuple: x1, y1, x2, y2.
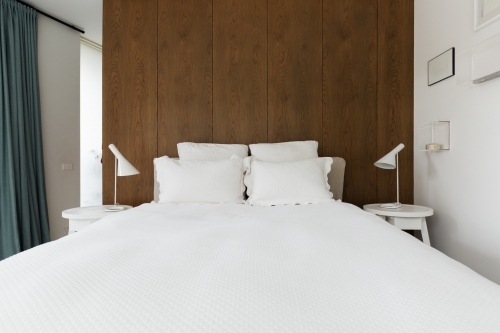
(476, 0, 500, 30)
(428, 48, 455, 86)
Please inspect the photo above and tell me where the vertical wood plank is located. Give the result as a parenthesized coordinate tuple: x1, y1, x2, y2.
(213, 0, 267, 144)
(157, 0, 213, 157)
(323, 0, 378, 207)
(268, 0, 323, 152)
(377, 0, 414, 205)
(102, 0, 158, 206)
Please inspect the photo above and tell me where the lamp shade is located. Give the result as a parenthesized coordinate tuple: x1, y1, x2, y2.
(374, 143, 405, 169)
(108, 144, 140, 176)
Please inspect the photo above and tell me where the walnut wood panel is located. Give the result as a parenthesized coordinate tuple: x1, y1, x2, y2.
(268, 0, 323, 153)
(377, 0, 414, 205)
(157, 0, 213, 157)
(213, 0, 267, 145)
(102, 0, 157, 207)
(323, 0, 378, 207)
(103, 0, 414, 207)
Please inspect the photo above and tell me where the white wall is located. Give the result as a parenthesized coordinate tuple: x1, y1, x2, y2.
(80, 43, 102, 207)
(38, 16, 81, 240)
(415, 0, 500, 283)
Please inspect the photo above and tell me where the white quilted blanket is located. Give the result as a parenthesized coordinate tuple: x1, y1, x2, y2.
(1, 202, 500, 332)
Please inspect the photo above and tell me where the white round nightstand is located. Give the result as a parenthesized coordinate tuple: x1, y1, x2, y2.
(62, 205, 132, 235)
(363, 204, 434, 246)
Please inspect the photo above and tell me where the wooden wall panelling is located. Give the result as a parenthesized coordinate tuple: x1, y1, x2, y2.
(322, 0, 378, 207)
(157, 0, 213, 157)
(377, 0, 414, 205)
(102, 0, 158, 207)
(213, 0, 268, 145)
(103, 0, 415, 207)
(268, 0, 323, 153)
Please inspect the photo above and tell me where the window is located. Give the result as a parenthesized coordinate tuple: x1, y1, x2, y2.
(80, 38, 102, 206)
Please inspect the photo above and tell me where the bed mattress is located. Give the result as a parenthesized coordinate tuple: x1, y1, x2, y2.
(1, 202, 499, 332)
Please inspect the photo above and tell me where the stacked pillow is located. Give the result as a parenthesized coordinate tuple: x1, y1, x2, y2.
(249, 140, 319, 162)
(155, 143, 249, 204)
(154, 141, 334, 206)
(177, 142, 248, 160)
(245, 141, 334, 206)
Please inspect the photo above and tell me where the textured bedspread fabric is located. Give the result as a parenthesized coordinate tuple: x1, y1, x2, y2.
(1, 202, 500, 332)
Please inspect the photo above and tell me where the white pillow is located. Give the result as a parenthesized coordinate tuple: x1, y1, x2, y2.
(244, 157, 334, 206)
(249, 141, 318, 162)
(154, 155, 245, 203)
(178, 142, 248, 160)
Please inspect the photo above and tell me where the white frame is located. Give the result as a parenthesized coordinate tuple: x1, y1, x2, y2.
(476, 0, 500, 30)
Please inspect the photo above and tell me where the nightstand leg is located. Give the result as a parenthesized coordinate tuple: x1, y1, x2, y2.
(421, 218, 431, 246)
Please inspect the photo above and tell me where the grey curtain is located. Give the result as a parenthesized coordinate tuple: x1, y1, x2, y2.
(0, 0, 50, 260)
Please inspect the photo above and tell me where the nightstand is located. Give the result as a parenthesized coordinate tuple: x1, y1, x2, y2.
(363, 204, 434, 246)
(62, 205, 132, 235)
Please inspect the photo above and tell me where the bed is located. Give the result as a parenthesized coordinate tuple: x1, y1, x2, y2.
(1, 155, 500, 332)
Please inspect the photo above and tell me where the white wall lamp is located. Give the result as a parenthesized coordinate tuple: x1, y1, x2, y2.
(374, 143, 405, 209)
(106, 144, 140, 212)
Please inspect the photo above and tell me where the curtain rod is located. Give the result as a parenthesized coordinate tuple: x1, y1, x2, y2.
(17, 1, 85, 34)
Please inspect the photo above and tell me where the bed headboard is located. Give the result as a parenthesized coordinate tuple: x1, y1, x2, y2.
(153, 157, 346, 202)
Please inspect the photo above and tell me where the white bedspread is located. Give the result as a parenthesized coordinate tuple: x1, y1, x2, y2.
(1, 202, 499, 332)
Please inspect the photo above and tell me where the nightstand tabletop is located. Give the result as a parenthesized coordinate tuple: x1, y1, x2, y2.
(363, 204, 433, 218)
(62, 205, 132, 220)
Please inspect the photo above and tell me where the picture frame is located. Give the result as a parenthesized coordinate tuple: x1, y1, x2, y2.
(475, 0, 500, 30)
(428, 48, 455, 86)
